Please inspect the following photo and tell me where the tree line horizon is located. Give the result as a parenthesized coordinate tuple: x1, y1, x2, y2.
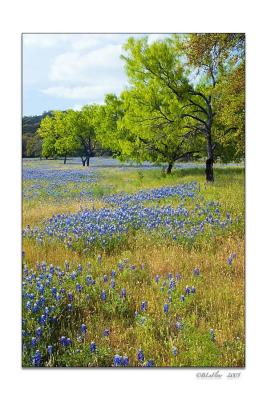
(23, 33, 245, 182)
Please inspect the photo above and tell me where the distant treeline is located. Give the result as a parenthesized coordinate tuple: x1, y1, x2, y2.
(22, 112, 112, 158)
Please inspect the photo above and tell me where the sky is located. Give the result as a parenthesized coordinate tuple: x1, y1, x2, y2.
(23, 33, 169, 116)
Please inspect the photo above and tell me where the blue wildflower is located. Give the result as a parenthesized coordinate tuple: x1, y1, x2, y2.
(90, 341, 96, 352)
(81, 324, 87, 334)
(164, 303, 169, 313)
(141, 301, 148, 311)
(47, 345, 53, 356)
(123, 355, 129, 366)
(137, 349, 144, 363)
(172, 346, 178, 356)
(114, 354, 123, 366)
(145, 359, 154, 367)
(101, 290, 106, 301)
(32, 350, 42, 366)
(103, 328, 110, 337)
(36, 327, 42, 337)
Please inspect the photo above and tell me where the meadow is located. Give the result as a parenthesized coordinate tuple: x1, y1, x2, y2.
(22, 159, 245, 367)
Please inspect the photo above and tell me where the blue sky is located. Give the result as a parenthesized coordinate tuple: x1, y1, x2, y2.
(23, 33, 169, 116)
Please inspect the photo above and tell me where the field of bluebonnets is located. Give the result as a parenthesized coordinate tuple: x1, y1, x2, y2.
(22, 158, 245, 367)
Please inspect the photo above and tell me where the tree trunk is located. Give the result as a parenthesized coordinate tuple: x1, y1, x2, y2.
(86, 156, 90, 167)
(206, 134, 214, 182)
(166, 162, 173, 174)
(205, 158, 214, 182)
(64, 154, 67, 164)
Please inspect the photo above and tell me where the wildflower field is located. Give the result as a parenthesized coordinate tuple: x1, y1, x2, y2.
(22, 159, 245, 367)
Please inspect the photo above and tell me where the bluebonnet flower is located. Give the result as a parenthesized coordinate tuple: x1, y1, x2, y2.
(137, 349, 144, 363)
(123, 356, 129, 366)
(32, 303, 39, 313)
(68, 292, 73, 302)
(66, 338, 72, 346)
(36, 327, 42, 337)
(114, 354, 122, 367)
(51, 287, 57, 296)
(141, 301, 148, 311)
(176, 273, 181, 280)
(185, 286, 191, 295)
(77, 264, 83, 273)
(193, 267, 200, 276)
(60, 336, 67, 345)
(180, 295, 185, 302)
(39, 314, 46, 325)
(111, 270, 116, 277)
(167, 273, 172, 279)
(68, 303, 72, 312)
(103, 274, 108, 283)
(81, 324, 87, 334)
(76, 283, 82, 293)
(101, 290, 107, 301)
(31, 337, 37, 347)
(172, 346, 178, 356)
(145, 359, 154, 367)
(103, 328, 110, 337)
(118, 263, 124, 272)
(110, 279, 115, 289)
(175, 321, 183, 330)
(47, 345, 53, 356)
(121, 288, 126, 298)
(164, 303, 169, 313)
(26, 301, 31, 311)
(90, 341, 96, 352)
(191, 286, 196, 294)
(55, 293, 61, 301)
(227, 256, 233, 266)
(155, 274, 160, 284)
(169, 279, 176, 290)
(71, 271, 77, 280)
(32, 350, 42, 366)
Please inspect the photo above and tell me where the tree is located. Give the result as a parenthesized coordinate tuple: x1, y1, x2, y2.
(65, 105, 99, 166)
(120, 80, 200, 173)
(182, 33, 245, 179)
(121, 34, 245, 181)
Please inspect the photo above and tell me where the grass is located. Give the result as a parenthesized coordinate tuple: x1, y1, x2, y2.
(22, 161, 245, 367)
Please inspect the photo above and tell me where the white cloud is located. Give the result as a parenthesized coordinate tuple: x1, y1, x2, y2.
(49, 44, 124, 82)
(42, 83, 124, 100)
(23, 34, 71, 48)
(72, 104, 83, 111)
(147, 33, 170, 44)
